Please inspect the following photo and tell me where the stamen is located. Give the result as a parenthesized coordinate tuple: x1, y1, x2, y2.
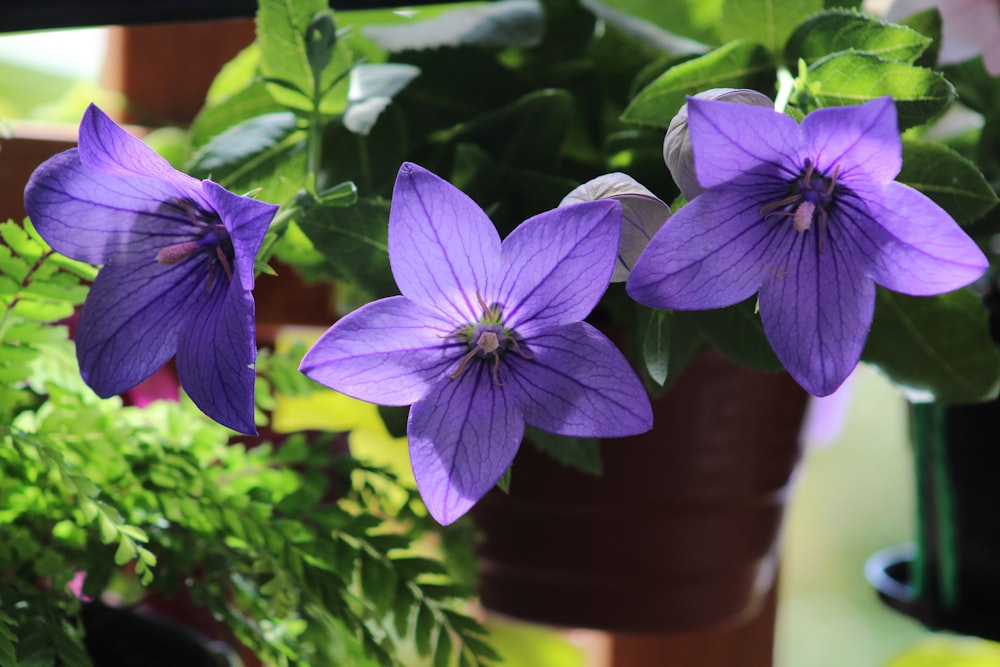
(450, 348, 479, 380)
(491, 353, 502, 387)
(216, 245, 234, 281)
(509, 335, 533, 361)
(156, 241, 200, 266)
(823, 164, 840, 196)
(759, 194, 802, 218)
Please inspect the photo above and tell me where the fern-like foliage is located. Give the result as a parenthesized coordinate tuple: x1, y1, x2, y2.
(0, 218, 498, 667)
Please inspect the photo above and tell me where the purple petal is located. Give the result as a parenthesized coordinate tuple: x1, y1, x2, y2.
(408, 369, 523, 525)
(499, 200, 621, 329)
(175, 273, 257, 434)
(78, 104, 199, 189)
(559, 173, 671, 281)
(802, 96, 901, 185)
(299, 296, 459, 406)
(843, 182, 988, 295)
(388, 162, 501, 323)
(76, 250, 210, 397)
(626, 188, 779, 309)
(504, 321, 652, 437)
(758, 228, 874, 397)
(201, 180, 278, 290)
(686, 97, 802, 191)
(24, 150, 201, 265)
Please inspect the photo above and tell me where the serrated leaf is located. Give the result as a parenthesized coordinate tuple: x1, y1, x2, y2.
(717, 0, 823, 54)
(898, 139, 998, 225)
(8, 299, 74, 323)
(117, 525, 148, 543)
(391, 556, 448, 579)
(863, 288, 1000, 404)
(392, 583, 415, 638)
(525, 426, 602, 476)
(359, 553, 397, 615)
(97, 513, 117, 545)
(807, 52, 954, 129)
(642, 307, 670, 386)
(786, 9, 931, 65)
(622, 40, 775, 128)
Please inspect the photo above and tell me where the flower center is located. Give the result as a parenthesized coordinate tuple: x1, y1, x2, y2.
(759, 159, 839, 250)
(448, 291, 532, 386)
(155, 198, 235, 285)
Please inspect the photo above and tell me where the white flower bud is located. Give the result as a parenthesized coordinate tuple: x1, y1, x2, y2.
(663, 88, 772, 200)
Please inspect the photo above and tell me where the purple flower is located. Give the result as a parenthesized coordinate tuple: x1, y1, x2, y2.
(300, 162, 653, 524)
(626, 96, 988, 396)
(24, 104, 277, 434)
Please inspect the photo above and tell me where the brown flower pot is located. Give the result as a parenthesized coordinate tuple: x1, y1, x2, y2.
(473, 349, 808, 632)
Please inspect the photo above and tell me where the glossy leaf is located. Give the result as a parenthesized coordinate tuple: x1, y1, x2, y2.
(622, 40, 775, 128)
(807, 52, 955, 129)
(786, 8, 932, 65)
(898, 139, 998, 226)
(863, 288, 1000, 404)
(187, 112, 308, 205)
(343, 64, 420, 136)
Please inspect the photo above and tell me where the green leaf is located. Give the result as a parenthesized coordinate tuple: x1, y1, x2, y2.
(343, 63, 420, 136)
(436, 89, 574, 173)
(363, 1, 544, 52)
(642, 307, 670, 386)
(190, 81, 285, 148)
(717, 0, 823, 54)
(898, 139, 998, 225)
(114, 537, 137, 566)
(295, 196, 395, 298)
(785, 9, 931, 65)
(433, 627, 453, 667)
(525, 425, 602, 476)
(495, 467, 512, 494)
(256, 0, 328, 104)
(414, 604, 436, 657)
(807, 52, 955, 129)
(863, 288, 1000, 404)
(622, 40, 775, 128)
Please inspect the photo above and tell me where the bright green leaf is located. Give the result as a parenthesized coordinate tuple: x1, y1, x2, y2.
(717, 0, 823, 54)
(785, 9, 931, 65)
(622, 40, 775, 128)
(114, 537, 137, 566)
(807, 52, 955, 129)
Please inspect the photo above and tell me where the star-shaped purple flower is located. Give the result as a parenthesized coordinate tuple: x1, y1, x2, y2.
(24, 104, 277, 434)
(626, 96, 988, 396)
(300, 162, 653, 524)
